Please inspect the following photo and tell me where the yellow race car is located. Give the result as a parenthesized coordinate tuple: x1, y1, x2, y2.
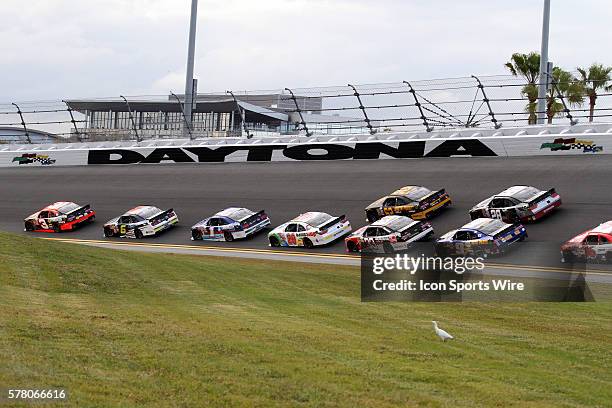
(365, 186, 451, 222)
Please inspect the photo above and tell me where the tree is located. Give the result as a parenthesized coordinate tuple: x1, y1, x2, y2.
(505, 52, 541, 124)
(545, 67, 584, 124)
(577, 63, 612, 122)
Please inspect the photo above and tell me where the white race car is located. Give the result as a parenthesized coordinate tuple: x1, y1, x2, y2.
(345, 215, 434, 253)
(103, 205, 179, 238)
(268, 212, 352, 248)
(191, 207, 271, 241)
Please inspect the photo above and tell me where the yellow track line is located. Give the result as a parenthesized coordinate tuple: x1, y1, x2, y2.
(40, 237, 612, 276)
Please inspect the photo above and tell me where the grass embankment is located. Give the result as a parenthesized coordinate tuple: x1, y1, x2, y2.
(0, 232, 610, 407)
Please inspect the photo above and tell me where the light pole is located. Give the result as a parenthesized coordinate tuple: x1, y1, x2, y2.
(537, 0, 551, 124)
(183, 0, 198, 138)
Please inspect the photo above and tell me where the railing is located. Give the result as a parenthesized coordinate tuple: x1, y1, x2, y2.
(2, 73, 612, 143)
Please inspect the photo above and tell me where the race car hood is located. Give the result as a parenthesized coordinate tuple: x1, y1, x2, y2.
(470, 197, 492, 211)
(365, 197, 387, 210)
(437, 230, 457, 242)
(191, 219, 209, 229)
(562, 230, 590, 246)
(347, 226, 368, 238)
(104, 216, 120, 226)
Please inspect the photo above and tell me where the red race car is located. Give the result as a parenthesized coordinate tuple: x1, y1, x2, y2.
(561, 221, 612, 263)
(24, 201, 96, 233)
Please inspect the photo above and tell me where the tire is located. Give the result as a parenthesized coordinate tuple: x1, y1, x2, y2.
(53, 223, 62, 233)
(383, 242, 394, 254)
(191, 229, 202, 241)
(88, 215, 96, 223)
(134, 228, 143, 239)
(24, 221, 35, 232)
(303, 238, 314, 249)
(269, 236, 280, 247)
(562, 251, 575, 263)
(103, 226, 114, 238)
(366, 211, 379, 223)
(347, 241, 359, 253)
(224, 231, 234, 242)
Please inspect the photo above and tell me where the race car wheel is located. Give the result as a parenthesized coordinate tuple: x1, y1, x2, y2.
(134, 229, 143, 239)
(224, 231, 234, 242)
(562, 251, 575, 263)
(303, 238, 314, 249)
(347, 241, 359, 253)
(383, 242, 394, 254)
(103, 227, 114, 238)
(269, 236, 280, 247)
(88, 215, 96, 223)
(53, 223, 62, 233)
(24, 221, 35, 232)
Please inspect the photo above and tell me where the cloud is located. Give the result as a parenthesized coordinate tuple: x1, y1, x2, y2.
(1, 0, 611, 102)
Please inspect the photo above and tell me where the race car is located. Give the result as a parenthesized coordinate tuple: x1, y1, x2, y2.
(191, 207, 271, 241)
(469, 185, 561, 223)
(345, 215, 434, 253)
(24, 201, 95, 232)
(268, 211, 351, 248)
(365, 186, 451, 222)
(103, 206, 178, 238)
(435, 218, 527, 257)
(561, 221, 612, 263)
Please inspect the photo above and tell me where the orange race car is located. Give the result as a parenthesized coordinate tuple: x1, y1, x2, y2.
(24, 201, 96, 233)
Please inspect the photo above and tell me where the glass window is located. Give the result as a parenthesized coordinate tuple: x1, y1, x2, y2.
(285, 224, 297, 233)
(585, 235, 599, 245)
(296, 224, 306, 232)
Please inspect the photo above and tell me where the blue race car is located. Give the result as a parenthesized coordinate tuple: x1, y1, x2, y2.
(191, 207, 271, 242)
(435, 218, 527, 257)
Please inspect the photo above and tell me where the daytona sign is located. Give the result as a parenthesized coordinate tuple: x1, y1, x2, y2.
(87, 140, 498, 164)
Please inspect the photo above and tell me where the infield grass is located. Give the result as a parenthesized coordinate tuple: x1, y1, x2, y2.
(0, 232, 610, 407)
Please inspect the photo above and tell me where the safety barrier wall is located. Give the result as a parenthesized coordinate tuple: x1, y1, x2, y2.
(1, 133, 610, 167)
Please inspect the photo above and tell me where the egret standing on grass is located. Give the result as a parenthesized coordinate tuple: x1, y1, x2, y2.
(432, 321, 454, 342)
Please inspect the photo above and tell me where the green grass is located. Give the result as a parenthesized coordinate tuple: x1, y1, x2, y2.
(0, 232, 610, 407)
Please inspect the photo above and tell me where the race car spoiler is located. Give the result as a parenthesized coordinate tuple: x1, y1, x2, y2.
(491, 223, 521, 238)
(421, 188, 447, 202)
(149, 208, 176, 225)
(65, 204, 92, 217)
(527, 188, 558, 206)
(240, 210, 267, 228)
(319, 215, 346, 231)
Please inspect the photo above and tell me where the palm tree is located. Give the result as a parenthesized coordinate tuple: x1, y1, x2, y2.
(505, 52, 541, 124)
(577, 63, 612, 122)
(545, 67, 584, 124)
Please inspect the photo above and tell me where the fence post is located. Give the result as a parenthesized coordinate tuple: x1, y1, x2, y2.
(471, 75, 501, 129)
(546, 73, 578, 126)
(347, 84, 375, 135)
(403, 81, 432, 132)
(170, 91, 193, 139)
(11, 103, 31, 143)
(62, 100, 82, 141)
(284, 87, 311, 136)
(227, 90, 251, 138)
(119, 95, 141, 142)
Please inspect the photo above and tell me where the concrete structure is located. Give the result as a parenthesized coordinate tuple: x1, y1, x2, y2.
(0, 126, 59, 144)
(65, 93, 369, 141)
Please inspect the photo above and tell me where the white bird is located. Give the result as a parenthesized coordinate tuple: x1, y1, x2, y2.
(432, 321, 454, 341)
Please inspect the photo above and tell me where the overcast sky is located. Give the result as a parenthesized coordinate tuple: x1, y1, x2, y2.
(1, 0, 611, 102)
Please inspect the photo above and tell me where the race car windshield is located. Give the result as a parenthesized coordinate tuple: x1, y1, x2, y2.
(300, 213, 333, 227)
(224, 209, 253, 221)
(510, 187, 541, 201)
(56, 203, 80, 214)
(401, 187, 431, 201)
(472, 219, 508, 235)
(384, 217, 413, 231)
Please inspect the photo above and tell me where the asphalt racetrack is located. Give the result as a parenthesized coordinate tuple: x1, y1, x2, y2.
(2, 155, 612, 270)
